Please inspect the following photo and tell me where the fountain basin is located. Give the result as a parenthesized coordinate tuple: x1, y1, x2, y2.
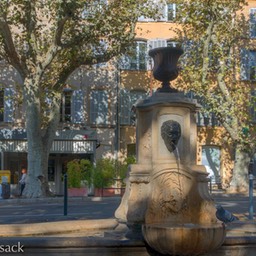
(142, 223, 226, 256)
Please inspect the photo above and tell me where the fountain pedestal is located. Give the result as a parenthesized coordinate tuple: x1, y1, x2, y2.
(115, 48, 225, 255)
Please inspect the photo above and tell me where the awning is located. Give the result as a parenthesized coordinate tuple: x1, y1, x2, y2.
(0, 128, 97, 154)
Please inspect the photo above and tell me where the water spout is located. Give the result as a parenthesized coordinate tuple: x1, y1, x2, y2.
(174, 145, 181, 172)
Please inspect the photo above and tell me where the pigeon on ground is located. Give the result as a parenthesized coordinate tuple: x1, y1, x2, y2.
(215, 204, 239, 223)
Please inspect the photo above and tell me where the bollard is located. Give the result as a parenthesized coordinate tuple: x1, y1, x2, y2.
(249, 174, 254, 220)
(209, 177, 212, 194)
(1, 182, 10, 199)
(64, 174, 68, 216)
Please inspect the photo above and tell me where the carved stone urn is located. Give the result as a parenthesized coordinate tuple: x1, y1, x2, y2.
(115, 47, 226, 255)
(149, 47, 183, 92)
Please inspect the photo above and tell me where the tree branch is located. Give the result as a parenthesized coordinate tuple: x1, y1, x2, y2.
(42, 91, 61, 147)
(0, 17, 25, 78)
(202, 20, 214, 87)
(54, 16, 70, 46)
(24, 0, 39, 57)
(40, 14, 71, 72)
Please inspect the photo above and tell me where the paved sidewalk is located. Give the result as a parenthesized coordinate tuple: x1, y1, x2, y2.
(0, 191, 254, 256)
(212, 190, 256, 239)
(212, 190, 256, 220)
(0, 191, 254, 238)
(0, 218, 118, 237)
(0, 194, 97, 205)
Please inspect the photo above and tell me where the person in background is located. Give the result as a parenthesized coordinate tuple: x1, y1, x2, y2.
(19, 167, 27, 196)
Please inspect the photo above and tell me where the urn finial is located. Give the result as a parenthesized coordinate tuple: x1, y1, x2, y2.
(149, 47, 183, 92)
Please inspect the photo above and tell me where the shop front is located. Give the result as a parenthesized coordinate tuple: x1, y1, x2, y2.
(0, 129, 97, 196)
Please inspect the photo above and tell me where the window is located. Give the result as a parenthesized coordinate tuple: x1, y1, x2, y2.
(90, 90, 109, 125)
(196, 111, 220, 127)
(2, 88, 14, 123)
(148, 39, 168, 68)
(167, 41, 180, 48)
(241, 49, 256, 81)
(138, 1, 177, 22)
(120, 90, 147, 125)
(121, 41, 147, 70)
(82, 0, 107, 19)
(0, 89, 4, 121)
(167, 3, 176, 21)
(71, 89, 85, 124)
(60, 90, 72, 122)
(148, 39, 167, 50)
(130, 41, 147, 70)
(49, 89, 84, 124)
(250, 90, 256, 123)
(249, 50, 256, 80)
(250, 8, 256, 38)
(186, 92, 220, 127)
(121, 39, 169, 70)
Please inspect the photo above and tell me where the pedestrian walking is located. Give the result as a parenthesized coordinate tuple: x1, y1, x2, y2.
(19, 167, 27, 196)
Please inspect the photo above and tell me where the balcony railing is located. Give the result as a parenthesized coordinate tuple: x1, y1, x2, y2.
(0, 139, 96, 154)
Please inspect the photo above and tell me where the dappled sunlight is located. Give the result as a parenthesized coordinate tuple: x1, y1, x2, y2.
(0, 0, 162, 198)
(143, 170, 226, 255)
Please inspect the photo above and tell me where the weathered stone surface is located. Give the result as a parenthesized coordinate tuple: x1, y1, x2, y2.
(143, 223, 226, 255)
(115, 91, 226, 255)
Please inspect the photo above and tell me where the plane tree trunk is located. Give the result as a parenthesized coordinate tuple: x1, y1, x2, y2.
(22, 75, 60, 197)
(229, 145, 251, 193)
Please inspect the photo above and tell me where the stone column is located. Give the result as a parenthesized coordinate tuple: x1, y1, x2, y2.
(115, 92, 206, 234)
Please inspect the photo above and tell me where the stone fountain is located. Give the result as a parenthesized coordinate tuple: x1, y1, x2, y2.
(115, 47, 226, 255)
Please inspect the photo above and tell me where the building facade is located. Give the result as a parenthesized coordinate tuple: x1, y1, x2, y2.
(0, 0, 256, 195)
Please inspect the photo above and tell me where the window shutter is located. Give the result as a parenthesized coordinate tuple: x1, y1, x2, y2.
(158, 2, 168, 21)
(119, 89, 130, 125)
(4, 88, 14, 123)
(251, 90, 256, 122)
(72, 89, 84, 124)
(167, 3, 176, 21)
(250, 8, 256, 38)
(240, 49, 250, 81)
(90, 90, 108, 125)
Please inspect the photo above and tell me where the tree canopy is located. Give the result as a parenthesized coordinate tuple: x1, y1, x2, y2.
(173, 0, 254, 191)
(0, 0, 159, 197)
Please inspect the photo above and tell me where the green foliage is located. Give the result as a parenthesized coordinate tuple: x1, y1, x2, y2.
(92, 155, 136, 188)
(116, 155, 136, 181)
(174, 0, 254, 151)
(67, 159, 92, 188)
(173, 0, 254, 190)
(92, 158, 115, 188)
(0, 0, 159, 197)
(0, 0, 160, 94)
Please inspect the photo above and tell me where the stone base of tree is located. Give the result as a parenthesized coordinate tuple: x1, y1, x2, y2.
(68, 188, 88, 197)
(226, 186, 248, 194)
